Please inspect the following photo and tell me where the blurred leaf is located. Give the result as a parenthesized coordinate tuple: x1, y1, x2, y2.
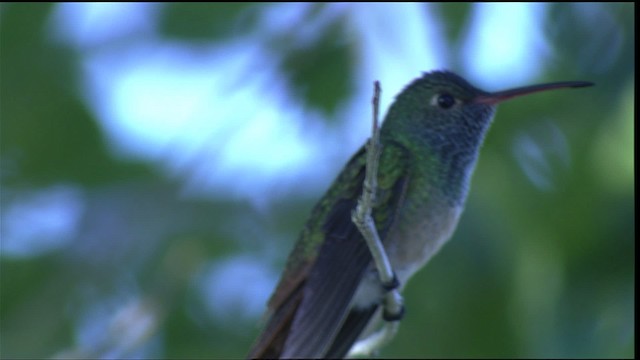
(546, 3, 634, 88)
(436, 3, 473, 45)
(0, 3, 152, 186)
(281, 16, 354, 118)
(0, 257, 74, 357)
(159, 3, 263, 41)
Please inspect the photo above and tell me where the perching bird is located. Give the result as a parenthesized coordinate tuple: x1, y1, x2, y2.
(247, 71, 593, 359)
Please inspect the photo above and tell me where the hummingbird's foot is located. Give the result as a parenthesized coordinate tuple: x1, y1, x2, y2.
(383, 304, 405, 322)
(381, 273, 404, 321)
(381, 272, 400, 291)
(381, 273, 403, 321)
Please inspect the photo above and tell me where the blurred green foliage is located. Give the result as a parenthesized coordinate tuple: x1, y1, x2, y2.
(0, 3, 634, 359)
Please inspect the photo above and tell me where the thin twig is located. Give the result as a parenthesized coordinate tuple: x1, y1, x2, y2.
(349, 81, 403, 357)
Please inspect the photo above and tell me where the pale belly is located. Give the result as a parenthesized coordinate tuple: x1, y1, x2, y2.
(351, 203, 464, 309)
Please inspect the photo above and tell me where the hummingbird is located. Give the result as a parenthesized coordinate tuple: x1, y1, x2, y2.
(247, 70, 593, 359)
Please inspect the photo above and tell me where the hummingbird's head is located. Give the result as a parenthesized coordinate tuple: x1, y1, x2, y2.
(382, 70, 593, 152)
(382, 70, 496, 152)
(380, 70, 592, 203)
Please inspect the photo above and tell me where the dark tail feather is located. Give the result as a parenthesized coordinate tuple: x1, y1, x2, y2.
(246, 292, 303, 359)
(324, 305, 378, 358)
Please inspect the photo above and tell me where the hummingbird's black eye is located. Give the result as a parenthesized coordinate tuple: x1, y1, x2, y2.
(437, 93, 456, 109)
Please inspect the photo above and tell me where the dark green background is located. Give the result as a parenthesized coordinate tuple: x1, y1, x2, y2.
(1, 3, 634, 358)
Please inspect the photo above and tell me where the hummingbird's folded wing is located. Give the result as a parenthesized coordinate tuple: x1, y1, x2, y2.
(280, 197, 374, 358)
(248, 142, 411, 359)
